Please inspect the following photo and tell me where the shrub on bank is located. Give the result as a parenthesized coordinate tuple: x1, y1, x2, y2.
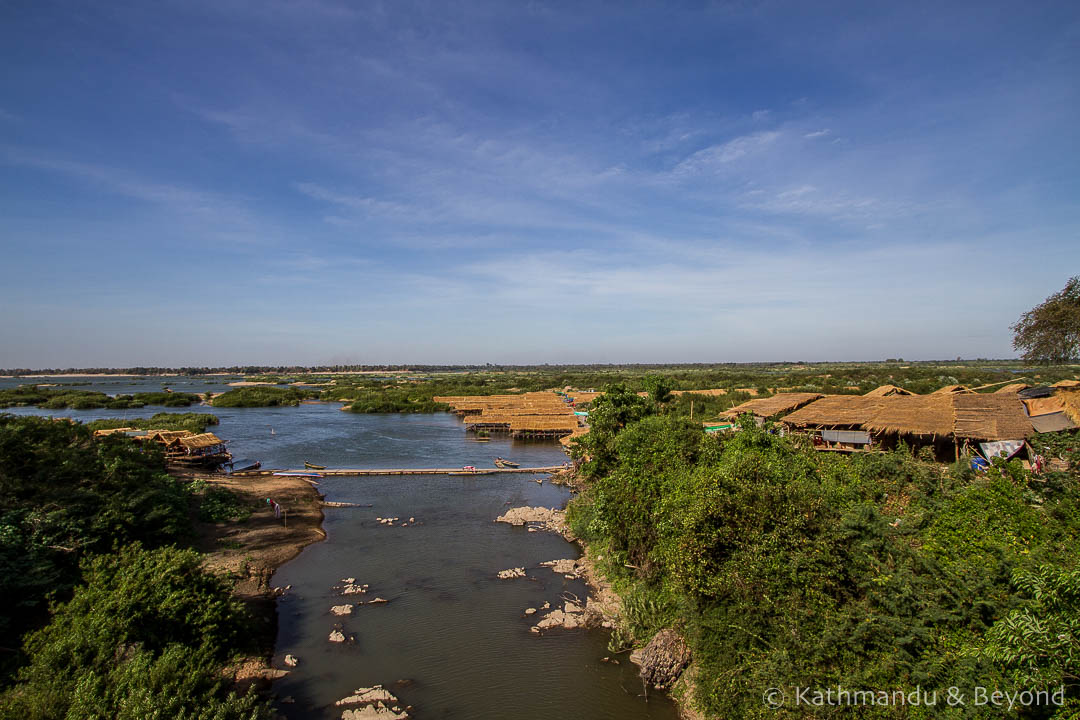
(211, 387, 312, 407)
(0, 545, 270, 720)
(567, 396, 1080, 718)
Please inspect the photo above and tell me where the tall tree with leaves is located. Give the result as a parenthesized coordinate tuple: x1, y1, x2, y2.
(1012, 276, 1080, 363)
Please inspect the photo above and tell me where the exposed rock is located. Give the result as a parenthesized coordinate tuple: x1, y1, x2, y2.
(367, 597, 388, 604)
(329, 630, 346, 643)
(564, 601, 582, 614)
(632, 628, 692, 690)
(497, 567, 526, 579)
(284, 654, 299, 667)
(342, 577, 355, 584)
(331, 604, 354, 615)
(535, 609, 566, 630)
(495, 506, 570, 536)
(541, 558, 578, 575)
(524, 608, 537, 615)
(336, 685, 409, 719)
(336, 686, 396, 706)
(343, 584, 367, 595)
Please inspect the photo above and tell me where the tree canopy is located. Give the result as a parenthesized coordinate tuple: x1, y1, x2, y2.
(1012, 276, 1080, 364)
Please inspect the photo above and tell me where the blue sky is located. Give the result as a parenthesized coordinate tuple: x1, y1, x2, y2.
(2, 0, 1078, 367)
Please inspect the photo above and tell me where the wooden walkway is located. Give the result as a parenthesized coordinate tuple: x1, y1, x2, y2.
(231, 465, 566, 478)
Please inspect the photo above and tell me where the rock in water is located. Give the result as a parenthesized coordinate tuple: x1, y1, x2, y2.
(329, 630, 346, 643)
(331, 604, 354, 615)
(284, 654, 299, 667)
(336, 685, 409, 719)
(497, 567, 526, 579)
(634, 628, 691, 690)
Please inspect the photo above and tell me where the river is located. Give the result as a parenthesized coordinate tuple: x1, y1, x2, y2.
(2, 377, 678, 720)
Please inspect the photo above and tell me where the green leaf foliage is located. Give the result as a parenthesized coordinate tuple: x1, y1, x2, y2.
(0, 415, 190, 665)
(0, 545, 269, 720)
(569, 410, 1080, 718)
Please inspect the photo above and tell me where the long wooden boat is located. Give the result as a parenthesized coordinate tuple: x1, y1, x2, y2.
(494, 457, 520, 468)
(304, 461, 327, 470)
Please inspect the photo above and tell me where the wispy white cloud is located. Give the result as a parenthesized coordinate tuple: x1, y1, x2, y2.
(670, 131, 781, 176)
(804, 128, 830, 138)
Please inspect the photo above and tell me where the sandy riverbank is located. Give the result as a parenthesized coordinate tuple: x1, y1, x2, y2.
(185, 472, 327, 691)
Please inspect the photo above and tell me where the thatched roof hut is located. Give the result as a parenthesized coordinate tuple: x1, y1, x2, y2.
(863, 384, 915, 397)
(719, 392, 824, 420)
(862, 395, 955, 437)
(782, 395, 881, 429)
(785, 394, 1034, 441)
(177, 433, 225, 450)
(952, 394, 1035, 441)
(1052, 379, 1080, 388)
(932, 384, 974, 395)
(93, 427, 139, 437)
(994, 383, 1031, 394)
(146, 429, 192, 443)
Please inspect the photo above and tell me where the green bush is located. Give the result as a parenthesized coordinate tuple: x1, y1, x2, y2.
(211, 387, 312, 407)
(0, 416, 190, 663)
(568, 409, 1080, 718)
(0, 545, 270, 720)
(197, 488, 252, 523)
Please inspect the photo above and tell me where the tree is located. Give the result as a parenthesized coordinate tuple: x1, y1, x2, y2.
(1012, 276, 1080, 363)
(643, 374, 674, 410)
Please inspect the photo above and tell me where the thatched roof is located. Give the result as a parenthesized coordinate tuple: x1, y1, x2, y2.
(862, 395, 955, 437)
(147, 430, 193, 443)
(1023, 396, 1065, 417)
(1052, 379, 1080, 388)
(782, 395, 882, 428)
(932, 384, 974, 394)
(1059, 389, 1080, 424)
(785, 394, 1034, 440)
(93, 427, 138, 437)
(510, 417, 580, 431)
(720, 392, 824, 419)
(863, 384, 915, 397)
(177, 433, 224, 450)
(994, 383, 1031, 394)
(952, 394, 1034, 440)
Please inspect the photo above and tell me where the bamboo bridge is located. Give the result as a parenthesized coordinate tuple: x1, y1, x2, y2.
(230, 465, 567, 478)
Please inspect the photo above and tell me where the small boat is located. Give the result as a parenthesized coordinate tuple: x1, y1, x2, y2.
(227, 458, 261, 473)
(474, 436, 491, 442)
(494, 457, 520, 468)
(304, 461, 327, 470)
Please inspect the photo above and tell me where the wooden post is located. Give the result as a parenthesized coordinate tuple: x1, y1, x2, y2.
(690, 400, 694, 421)
(283, 508, 287, 529)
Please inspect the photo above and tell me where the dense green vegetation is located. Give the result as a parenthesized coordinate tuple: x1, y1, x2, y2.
(0, 546, 269, 720)
(0, 416, 190, 647)
(0, 386, 199, 410)
(567, 390, 1080, 718)
(210, 386, 315, 407)
(0, 416, 271, 718)
(85, 412, 220, 434)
